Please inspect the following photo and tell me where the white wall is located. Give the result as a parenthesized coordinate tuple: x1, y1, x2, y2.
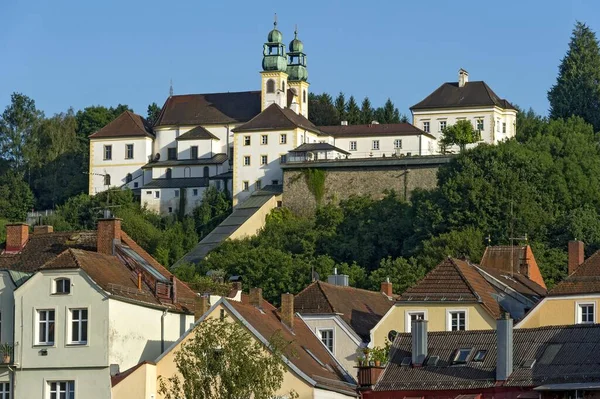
(14, 270, 109, 369)
(141, 187, 208, 215)
(90, 137, 152, 195)
(150, 164, 220, 180)
(301, 316, 361, 378)
(108, 299, 194, 371)
(333, 134, 435, 157)
(0, 272, 15, 347)
(15, 367, 111, 399)
(177, 139, 215, 160)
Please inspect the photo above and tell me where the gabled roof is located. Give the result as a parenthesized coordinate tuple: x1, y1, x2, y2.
(319, 123, 435, 139)
(154, 91, 261, 126)
(480, 245, 547, 290)
(0, 231, 97, 272)
(232, 103, 321, 134)
(89, 111, 154, 139)
(294, 281, 394, 341)
(410, 81, 516, 111)
(375, 324, 600, 392)
(399, 258, 502, 319)
(549, 250, 600, 296)
(176, 125, 219, 141)
(289, 143, 350, 155)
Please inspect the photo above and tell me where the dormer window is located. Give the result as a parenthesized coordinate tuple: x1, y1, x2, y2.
(55, 278, 71, 295)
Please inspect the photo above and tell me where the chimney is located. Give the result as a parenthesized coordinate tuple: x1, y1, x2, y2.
(411, 319, 428, 366)
(459, 68, 469, 88)
(327, 269, 349, 286)
(97, 218, 122, 256)
(380, 279, 393, 297)
(170, 275, 178, 303)
(5, 223, 29, 252)
(249, 288, 263, 309)
(195, 295, 210, 320)
(281, 293, 294, 329)
(33, 225, 53, 235)
(232, 281, 242, 292)
(496, 313, 513, 381)
(137, 272, 142, 291)
(568, 240, 585, 275)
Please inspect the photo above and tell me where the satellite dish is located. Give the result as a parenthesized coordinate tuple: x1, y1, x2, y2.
(154, 153, 160, 161)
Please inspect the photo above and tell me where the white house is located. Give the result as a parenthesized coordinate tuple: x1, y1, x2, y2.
(0, 221, 201, 399)
(410, 69, 518, 152)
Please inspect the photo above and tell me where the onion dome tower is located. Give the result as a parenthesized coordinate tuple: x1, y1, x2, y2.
(287, 26, 310, 117)
(261, 15, 289, 110)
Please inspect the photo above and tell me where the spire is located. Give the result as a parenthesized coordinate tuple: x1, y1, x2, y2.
(169, 79, 173, 97)
(274, 12, 277, 28)
(263, 16, 286, 71)
(287, 24, 307, 81)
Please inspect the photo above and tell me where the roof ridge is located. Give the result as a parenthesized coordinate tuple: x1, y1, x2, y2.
(67, 248, 83, 268)
(480, 81, 501, 107)
(450, 258, 485, 303)
(319, 280, 390, 297)
(316, 281, 338, 313)
(125, 110, 148, 134)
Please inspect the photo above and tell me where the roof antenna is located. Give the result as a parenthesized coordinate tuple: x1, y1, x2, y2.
(169, 79, 173, 97)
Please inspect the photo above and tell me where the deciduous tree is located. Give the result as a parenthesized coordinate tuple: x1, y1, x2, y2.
(440, 119, 481, 152)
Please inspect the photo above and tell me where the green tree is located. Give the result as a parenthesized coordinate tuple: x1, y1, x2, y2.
(308, 93, 339, 126)
(158, 317, 297, 399)
(192, 186, 232, 238)
(75, 104, 131, 138)
(0, 171, 34, 221)
(345, 96, 361, 125)
(334, 92, 346, 122)
(360, 97, 374, 125)
(0, 93, 43, 169)
(374, 98, 400, 124)
(548, 22, 600, 131)
(440, 119, 481, 152)
(368, 257, 425, 294)
(147, 102, 162, 126)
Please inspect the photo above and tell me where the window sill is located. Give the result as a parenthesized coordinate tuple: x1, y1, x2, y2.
(66, 343, 89, 347)
(50, 293, 70, 296)
(33, 344, 55, 348)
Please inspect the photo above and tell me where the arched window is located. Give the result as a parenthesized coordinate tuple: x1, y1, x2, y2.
(203, 166, 210, 178)
(266, 79, 275, 93)
(104, 174, 111, 186)
(126, 173, 132, 183)
(55, 278, 71, 294)
(303, 90, 307, 103)
(166, 168, 172, 179)
(282, 81, 285, 92)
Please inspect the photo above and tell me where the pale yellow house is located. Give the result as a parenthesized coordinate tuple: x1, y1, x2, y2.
(370, 256, 546, 348)
(112, 290, 357, 399)
(518, 241, 600, 328)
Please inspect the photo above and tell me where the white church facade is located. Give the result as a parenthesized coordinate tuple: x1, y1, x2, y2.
(89, 21, 515, 215)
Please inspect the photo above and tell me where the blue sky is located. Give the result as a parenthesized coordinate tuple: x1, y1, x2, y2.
(0, 0, 598, 118)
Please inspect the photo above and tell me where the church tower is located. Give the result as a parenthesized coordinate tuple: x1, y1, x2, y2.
(287, 27, 309, 118)
(261, 17, 289, 111)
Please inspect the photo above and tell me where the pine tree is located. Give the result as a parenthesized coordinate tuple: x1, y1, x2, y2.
(334, 92, 346, 122)
(548, 21, 600, 131)
(346, 96, 361, 125)
(308, 93, 339, 126)
(360, 97, 374, 124)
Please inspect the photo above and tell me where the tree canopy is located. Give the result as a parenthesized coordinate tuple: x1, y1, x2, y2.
(441, 119, 481, 152)
(548, 22, 600, 131)
(158, 317, 296, 399)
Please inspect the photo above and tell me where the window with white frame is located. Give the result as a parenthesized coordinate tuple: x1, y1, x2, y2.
(476, 119, 484, 131)
(243, 136, 251, 146)
(48, 381, 74, 399)
(423, 121, 430, 133)
(192, 189, 198, 196)
(69, 308, 88, 344)
(243, 156, 251, 166)
(372, 140, 380, 150)
(242, 181, 249, 191)
(103, 145, 112, 160)
(54, 278, 70, 294)
(319, 329, 334, 353)
(439, 120, 447, 132)
(261, 135, 268, 145)
(37, 309, 55, 345)
(260, 155, 268, 165)
(279, 154, 287, 164)
(154, 191, 160, 199)
(0, 382, 9, 399)
(125, 144, 134, 159)
(394, 139, 403, 149)
(256, 180, 262, 190)
(405, 311, 426, 332)
(280, 134, 287, 144)
(448, 310, 466, 331)
(577, 303, 595, 324)
(349, 141, 357, 151)
(496, 119, 500, 132)
(502, 122, 507, 134)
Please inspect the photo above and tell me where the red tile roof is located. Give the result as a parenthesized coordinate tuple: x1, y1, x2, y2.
(232, 103, 320, 134)
(319, 123, 434, 139)
(88, 111, 154, 139)
(227, 297, 356, 395)
(480, 245, 546, 289)
(549, 250, 600, 296)
(294, 281, 394, 341)
(410, 81, 516, 111)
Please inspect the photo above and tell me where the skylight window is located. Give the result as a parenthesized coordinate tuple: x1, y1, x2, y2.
(473, 350, 487, 362)
(452, 348, 472, 364)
